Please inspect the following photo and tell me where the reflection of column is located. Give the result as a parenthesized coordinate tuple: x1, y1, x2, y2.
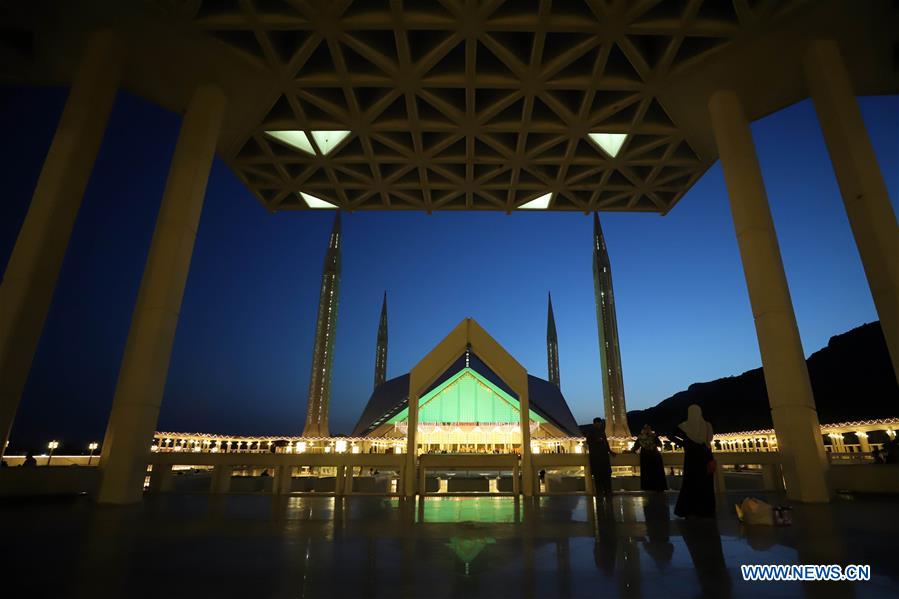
(793, 503, 853, 598)
(555, 539, 571, 597)
(804, 40, 899, 382)
(0, 29, 121, 458)
(97, 84, 225, 504)
(709, 90, 829, 503)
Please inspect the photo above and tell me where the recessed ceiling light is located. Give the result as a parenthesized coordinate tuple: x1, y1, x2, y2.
(310, 130, 351, 155)
(519, 192, 553, 209)
(587, 132, 627, 158)
(299, 192, 338, 209)
(266, 130, 314, 154)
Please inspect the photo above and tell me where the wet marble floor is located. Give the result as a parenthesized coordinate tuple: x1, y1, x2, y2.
(1, 491, 897, 598)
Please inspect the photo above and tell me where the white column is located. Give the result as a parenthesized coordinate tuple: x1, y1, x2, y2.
(0, 30, 121, 457)
(404, 393, 419, 496)
(519, 387, 534, 496)
(97, 84, 226, 504)
(709, 90, 830, 503)
(804, 40, 899, 382)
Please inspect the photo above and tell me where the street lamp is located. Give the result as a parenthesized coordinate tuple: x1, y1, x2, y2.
(47, 440, 59, 466)
(87, 442, 99, 466)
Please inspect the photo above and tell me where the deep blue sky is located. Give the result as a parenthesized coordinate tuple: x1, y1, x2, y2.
(1, 85, 896, 450)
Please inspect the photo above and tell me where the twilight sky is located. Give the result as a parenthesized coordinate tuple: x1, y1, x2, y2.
(1, 85, 896, 449)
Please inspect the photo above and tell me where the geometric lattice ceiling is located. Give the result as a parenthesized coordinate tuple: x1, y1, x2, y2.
(192, 0, 804, 212)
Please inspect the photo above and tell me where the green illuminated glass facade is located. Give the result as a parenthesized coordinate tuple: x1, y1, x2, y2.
(387, 368, 546, 425)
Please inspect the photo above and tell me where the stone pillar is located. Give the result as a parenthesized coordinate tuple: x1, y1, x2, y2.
(708, 90, 830, 503)
(148, 464, 173, 493)
(0, 30, 121, 457)
(97, 85, 225, 504)
(518, 387, 534, 496)
(804, 40, 899, 382)
(403, 393, 419, 496)
(211, 465, 233, 493)
(855, 432, 870, 454)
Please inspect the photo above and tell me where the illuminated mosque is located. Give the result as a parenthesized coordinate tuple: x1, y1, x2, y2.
(291, 207, 627, 455)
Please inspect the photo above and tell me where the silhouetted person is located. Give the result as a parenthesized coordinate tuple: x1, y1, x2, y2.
(884, 437, 899, 464)
(630, 424, 667, 492)
(668, 405, 716, 518)
(22, 451, 37, 468)
(0, 459, 8, 468)
(586, 417, 615, 497)
(871, 447, 885, 464)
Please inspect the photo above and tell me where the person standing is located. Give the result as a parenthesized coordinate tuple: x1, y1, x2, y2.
(586, 417, 616, 497)
(631, 424, 668, 492)
(669, 405, 716, 518)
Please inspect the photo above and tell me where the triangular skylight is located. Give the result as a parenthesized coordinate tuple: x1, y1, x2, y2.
(299, 192, 338, 209)
(266, 130, 314, 154)
(519, 193, 553, 210)
(310, 130, 351, 155)
(587, 133, 628, 158)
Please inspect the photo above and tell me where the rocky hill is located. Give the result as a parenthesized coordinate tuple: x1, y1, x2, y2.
(622, 321, 897, 435)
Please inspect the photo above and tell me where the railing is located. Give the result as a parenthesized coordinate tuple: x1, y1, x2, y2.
(148, 451, 407, 496)
(145, 449, 787, 497)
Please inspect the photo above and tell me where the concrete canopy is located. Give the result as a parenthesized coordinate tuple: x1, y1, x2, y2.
(2, 1, 897, 213)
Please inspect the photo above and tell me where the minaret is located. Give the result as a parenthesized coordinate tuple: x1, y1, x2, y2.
(592, 212, 631, 438)
(303, 212, 341, 437)
(546, 292, 561, 388)
(374, 291, 388, 389)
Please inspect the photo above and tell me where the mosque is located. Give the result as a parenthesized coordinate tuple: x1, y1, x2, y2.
(293, 207, 628, 454)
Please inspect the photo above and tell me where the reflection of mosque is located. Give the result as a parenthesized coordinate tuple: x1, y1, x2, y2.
(264, 494, 738, 597)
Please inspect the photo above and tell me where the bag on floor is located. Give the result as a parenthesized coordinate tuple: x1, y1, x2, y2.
(735, 497, 774, 526)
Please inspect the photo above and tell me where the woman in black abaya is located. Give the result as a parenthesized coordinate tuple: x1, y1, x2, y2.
(669, 404, 716, 518)
(630, 424, 668, 492)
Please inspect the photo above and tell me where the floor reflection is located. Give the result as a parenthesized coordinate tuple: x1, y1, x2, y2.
(0, 492, 896, 598)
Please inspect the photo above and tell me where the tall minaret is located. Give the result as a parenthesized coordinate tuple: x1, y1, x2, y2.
(303, 212, 342, 437)
(546, 292, 561, 388)
(592, 212, 631, 438)
(374, 291, 388, 389)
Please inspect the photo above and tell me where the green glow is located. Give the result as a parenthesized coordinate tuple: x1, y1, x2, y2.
(299, 192, 338, 209)
(446, 537, 496, 568)
(266, 130, 315, 154)
(519, 192, 552, 210)
(588, 132, 627, 157)
(387, 368, 546, 424)
(418, 497, 518, 523)
(310, 130, 351, 155)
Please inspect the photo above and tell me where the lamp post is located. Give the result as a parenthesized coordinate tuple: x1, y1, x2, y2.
(47, 440, 59, 466)
(87, 442, 98, 466)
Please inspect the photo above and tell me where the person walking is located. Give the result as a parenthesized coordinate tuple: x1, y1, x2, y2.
(669, 405, 716, 518)
(586, 417, 616, 498)
(631, 424, 668, 492)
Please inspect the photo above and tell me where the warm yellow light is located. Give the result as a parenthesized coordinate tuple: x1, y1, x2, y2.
(335, 440, 347, 453)
(296, 441, 306, 454)
(48, 441, 59, 450)
(574, 444, 583, 454)
(88, 442, 98, 451)
(324, 446, 332, 453)
(351, 445, 360, 454)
